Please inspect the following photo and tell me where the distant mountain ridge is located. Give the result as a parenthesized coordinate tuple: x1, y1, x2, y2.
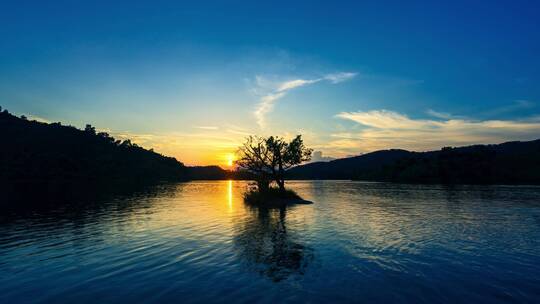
(287, 140, 540, 184)
(187, 166, 233, 180)
(3, 107, 540, 186)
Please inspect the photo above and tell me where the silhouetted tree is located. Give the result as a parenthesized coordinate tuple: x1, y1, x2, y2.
(236, 136, 273, 192)
(267, 135, 312, 192)
(84, 124, 96, 135)
(236, 135, 312, 193)
(121, 139, 133, 148)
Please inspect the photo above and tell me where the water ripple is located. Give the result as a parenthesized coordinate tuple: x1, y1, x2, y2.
(1, 181, 540, 303)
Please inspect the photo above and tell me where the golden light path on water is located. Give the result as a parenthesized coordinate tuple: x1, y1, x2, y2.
(227, 180, 233, 211)
(1, 181, 540, 303)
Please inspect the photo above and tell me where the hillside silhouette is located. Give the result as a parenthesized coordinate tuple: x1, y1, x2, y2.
(187, 166, 234, 180)
(0, 108, 189, 187)
(3, 107, 540, 188)
(287, 140, 540, 184)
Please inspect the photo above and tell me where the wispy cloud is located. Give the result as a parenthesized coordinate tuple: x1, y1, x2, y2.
(224, 124, 251, 136)
(254, 72, 357, 128)
(426, 109, 454, 119)
(483, 100, 535, 117)
(194, 126, 219, 130)
(323, 72, 357, 84)
(426, 100, 535, 121)
(334, 109, 540, 153)
(276, 79, 319, 92)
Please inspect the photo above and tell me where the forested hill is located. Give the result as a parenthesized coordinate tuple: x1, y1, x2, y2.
(0, 108, 188, 184)
(287, 140, 540, 184)
(4, 106, 540, 186)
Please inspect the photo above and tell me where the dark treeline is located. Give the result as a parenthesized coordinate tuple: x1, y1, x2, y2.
(0, 108, 188, 187)
(3, 106, 540, 190)
(287, 140, 540, 184)
(0, 108, 252, 195)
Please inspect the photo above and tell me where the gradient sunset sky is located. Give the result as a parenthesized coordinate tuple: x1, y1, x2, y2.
(2, 1, 540, 166)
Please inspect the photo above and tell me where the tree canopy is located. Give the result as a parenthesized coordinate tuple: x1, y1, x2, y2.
(0, 109, 188, 184)
(236, 135, 312, 192)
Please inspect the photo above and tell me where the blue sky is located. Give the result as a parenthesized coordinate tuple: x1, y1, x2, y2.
(1, 1, 540, 165)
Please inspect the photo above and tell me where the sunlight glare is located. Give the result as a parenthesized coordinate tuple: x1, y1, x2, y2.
(227, 154, 234, 167)
(227, 180, 233, 211)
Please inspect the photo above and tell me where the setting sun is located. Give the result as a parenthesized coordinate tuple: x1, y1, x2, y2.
(226, 153, 235, 167)
(2, 2, 540, 303)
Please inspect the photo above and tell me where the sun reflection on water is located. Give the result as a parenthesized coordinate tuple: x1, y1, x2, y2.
(227, 180, 233, 211)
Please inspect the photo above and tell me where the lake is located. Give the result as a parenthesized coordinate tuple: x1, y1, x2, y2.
(1, 181, 540, 303)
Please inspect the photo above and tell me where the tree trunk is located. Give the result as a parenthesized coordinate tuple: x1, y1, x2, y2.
(278, 179, 285, 193)
(257, 179, 269, 193)
(277, 169, 285, 193)
(277, 160, 285, 193)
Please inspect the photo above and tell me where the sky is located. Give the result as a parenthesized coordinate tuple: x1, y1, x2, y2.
(1, 1, 540, 166)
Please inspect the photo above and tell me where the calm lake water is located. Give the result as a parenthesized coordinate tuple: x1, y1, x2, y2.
(1, 181, 540, 303)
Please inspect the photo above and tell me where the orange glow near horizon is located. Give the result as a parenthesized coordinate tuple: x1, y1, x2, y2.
(226, 153, 235, 167)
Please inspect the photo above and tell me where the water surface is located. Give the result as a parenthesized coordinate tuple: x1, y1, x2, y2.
(1, 181, 540, 303)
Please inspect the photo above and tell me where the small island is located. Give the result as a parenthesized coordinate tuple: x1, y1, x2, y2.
(235, 135, 314, 207)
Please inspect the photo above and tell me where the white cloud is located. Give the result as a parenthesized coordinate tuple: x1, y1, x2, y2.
(277, 79, 320, 92)
(194, 126, 219, 130)
(310, 151, 336, 162)
(336, 110, 435, 129)
(334, 109, 540, 153)
(254, 72, 356, 128)
(254, 92, 285, 128)
(324, 72, 358, 84)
